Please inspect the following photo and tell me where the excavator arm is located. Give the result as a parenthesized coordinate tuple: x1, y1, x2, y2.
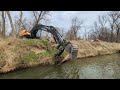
(29, 24, 65, 45)
(29, 24, 70, 57)
(19, 24, 78, 64)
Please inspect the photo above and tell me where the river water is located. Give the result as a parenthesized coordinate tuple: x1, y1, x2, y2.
(0, 54, 120, 79)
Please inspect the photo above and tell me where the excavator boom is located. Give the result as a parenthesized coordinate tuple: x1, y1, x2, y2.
(18, 24, 78, 63)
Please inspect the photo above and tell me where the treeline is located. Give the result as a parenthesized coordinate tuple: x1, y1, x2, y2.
(65, 11, 120, 43)
(1, 11, 120, 43)
(0, 11, 50, 38)
(88, 11, 120, 43)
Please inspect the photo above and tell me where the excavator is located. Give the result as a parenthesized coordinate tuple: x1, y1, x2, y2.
(18, 24, 78, 64)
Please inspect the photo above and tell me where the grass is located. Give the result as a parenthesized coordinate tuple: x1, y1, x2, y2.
(71, 40, 120, 58)
(21, 51, 39, 62)
(0, 38, 59, 73)
(1, 38, 120, 73)
(22, 39, 43, 46)
(0, 50, 6, 61)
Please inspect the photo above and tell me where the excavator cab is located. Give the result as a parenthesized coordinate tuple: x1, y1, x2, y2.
(18, 29, 31, 38)
(18, 25, 31, 38)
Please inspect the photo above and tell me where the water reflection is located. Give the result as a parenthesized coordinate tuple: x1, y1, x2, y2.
(0, 54, 120, 79)
(79, 64, 103, 79)
(103, 62, 120, 79)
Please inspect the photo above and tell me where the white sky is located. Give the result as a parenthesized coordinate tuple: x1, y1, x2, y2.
(22, 11, 110, 29)
(7, 11, 110, 36)
(50, 11, 110, 30)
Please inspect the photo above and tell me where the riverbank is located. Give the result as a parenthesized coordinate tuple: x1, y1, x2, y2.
(0, 38, 62, 73)
(71, 40, 120, 58)
(0, 38, 120, 74)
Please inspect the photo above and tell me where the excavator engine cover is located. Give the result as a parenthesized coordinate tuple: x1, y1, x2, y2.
(18, 29, 31, 37)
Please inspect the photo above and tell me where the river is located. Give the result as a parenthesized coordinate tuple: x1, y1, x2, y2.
(0, 54, 120, 79)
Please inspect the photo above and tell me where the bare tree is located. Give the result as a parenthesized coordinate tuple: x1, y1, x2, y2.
(112, 11, 120, 42)
(1, 11, 6, 38)
(98, 15, 108, 41)
(83, 27, 87, 40)
(107, 11, 120, 42)
(89, 11, 120, 42)
(66, 17, 83, 40)
(89, 22, 100, 40)
(14, 11, 25, 34)
(89, 15, 110, 41)
(6, 11, 15, 37)
(18, 11, 23, 31)
(89, 12, 120, 42)
(31, 11, 50, 38)
(32, 11, 50, 25)
(115, 21, 120, 42)
(0, 20, 2, 37)
(98, 15, 108, 27)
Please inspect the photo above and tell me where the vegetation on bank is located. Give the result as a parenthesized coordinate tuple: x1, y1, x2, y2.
(71, 40, 120, 58)
(0, 38, 67, 73)
(1, 38, 120, 74)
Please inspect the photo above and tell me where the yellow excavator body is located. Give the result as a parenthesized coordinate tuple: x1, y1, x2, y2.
(18, 29, 31, 37)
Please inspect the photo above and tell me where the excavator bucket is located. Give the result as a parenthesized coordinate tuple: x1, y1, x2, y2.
(58, 43, 78, 65)
(65, 44, 78, 60)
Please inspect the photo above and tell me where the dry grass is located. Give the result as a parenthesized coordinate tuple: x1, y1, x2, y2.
(1, 38, 120, 73)
(71, 40, 120, 58)
(0, 38, 55, 73)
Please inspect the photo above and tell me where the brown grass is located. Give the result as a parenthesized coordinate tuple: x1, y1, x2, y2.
(71, 40, 120, 58)
(1, 38, 120, 73)
(0, 38, 53, 73)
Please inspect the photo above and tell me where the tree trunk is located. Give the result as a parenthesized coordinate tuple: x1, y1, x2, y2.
(110, 25, 114, 42)
(19, 11, 23, 31)
(6, 11, 16, 38)
(2, 11, 5, 38)
(0, 21, 2, 37)
(116, 28, 120, 42)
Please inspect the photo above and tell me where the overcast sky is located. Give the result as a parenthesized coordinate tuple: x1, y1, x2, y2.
(22, 11, 110, 30)
(49, 11, 110, 36)
(50, 11, 110, 30)
(10, 11, 110, 36)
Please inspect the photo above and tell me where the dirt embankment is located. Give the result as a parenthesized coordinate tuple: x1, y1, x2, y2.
(0, 38, 58, 73)
(0, 38, 120, 74)
(71, 40, 120, 58)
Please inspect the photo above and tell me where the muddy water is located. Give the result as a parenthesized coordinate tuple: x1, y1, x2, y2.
(0, 54, 120, 79)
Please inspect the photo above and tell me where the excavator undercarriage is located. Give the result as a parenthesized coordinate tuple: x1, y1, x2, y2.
(18, 24, 78, 64)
